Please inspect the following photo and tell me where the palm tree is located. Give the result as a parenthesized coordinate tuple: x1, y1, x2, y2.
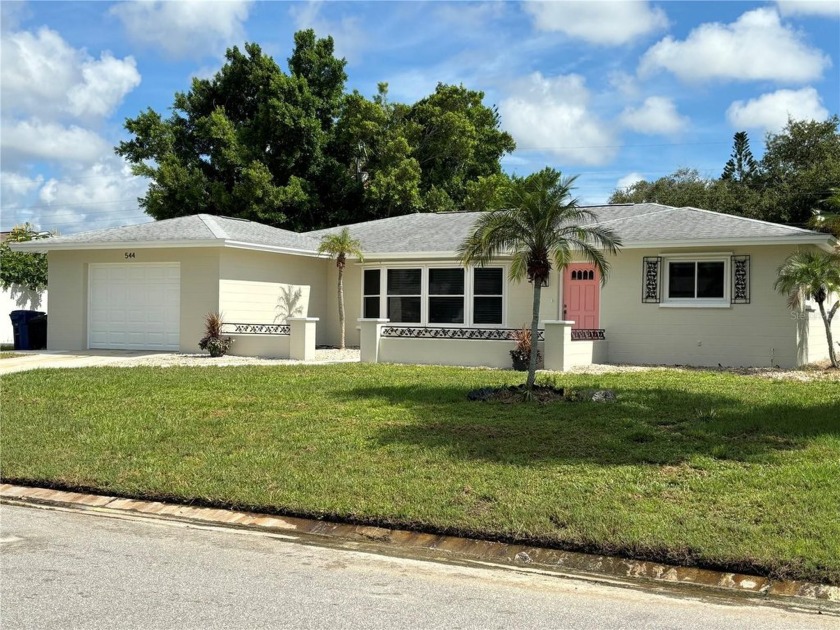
(459, 168, 622, 390)
(775, 249, 840, 368)
(318, 228, 364, 350)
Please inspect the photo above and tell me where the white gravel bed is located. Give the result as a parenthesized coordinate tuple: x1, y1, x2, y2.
(109, 348, 361, 368)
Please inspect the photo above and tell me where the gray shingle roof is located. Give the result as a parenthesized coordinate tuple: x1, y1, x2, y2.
(20, 214, 321, 252)
(306, 203, 825, 253)
(19, 205, 830, 254)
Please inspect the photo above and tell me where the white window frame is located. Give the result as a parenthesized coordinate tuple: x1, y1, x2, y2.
(472, 267, 505, 326)
(660, 254, 731, 308)
(359, 263, 507, 327)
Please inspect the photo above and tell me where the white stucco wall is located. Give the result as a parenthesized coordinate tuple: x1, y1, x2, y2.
(227, 334, 291, 359)
(797, 292, 840, 365)
(219, 248, 329, 344)
(46, 248, 220, 353)
(599, 245, 806, 368)
(1, 285, 47, 345)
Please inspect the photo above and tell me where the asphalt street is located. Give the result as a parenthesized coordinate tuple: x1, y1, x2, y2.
(0, 504, 834, 629)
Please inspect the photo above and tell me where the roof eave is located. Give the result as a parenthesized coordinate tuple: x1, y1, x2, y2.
(10, 239, 226, 253)
(620, 234, 837, 250)
(222, 240, 320, 257)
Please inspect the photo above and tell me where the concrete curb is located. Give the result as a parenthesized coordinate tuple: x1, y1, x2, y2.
(3, 483, 838, 613)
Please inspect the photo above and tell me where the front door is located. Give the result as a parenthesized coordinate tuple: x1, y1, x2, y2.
(563, 264, 600, 329)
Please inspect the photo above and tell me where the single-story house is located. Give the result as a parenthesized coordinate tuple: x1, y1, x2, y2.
(14, 204, 839, 369)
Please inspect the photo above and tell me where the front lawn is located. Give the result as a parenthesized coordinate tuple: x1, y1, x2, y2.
(3, 364, 839, 584)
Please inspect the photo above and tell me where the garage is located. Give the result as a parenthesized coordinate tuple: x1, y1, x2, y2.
(88, 263, 180, 351)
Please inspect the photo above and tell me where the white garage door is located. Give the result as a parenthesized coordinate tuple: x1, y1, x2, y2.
(89, 263, 180, 351)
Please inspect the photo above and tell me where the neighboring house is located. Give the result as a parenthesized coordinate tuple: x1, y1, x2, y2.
(0, 231, 47, 345)
(13, 205, 839, 368)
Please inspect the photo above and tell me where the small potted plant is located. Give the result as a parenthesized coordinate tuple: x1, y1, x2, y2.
(198, 312, 233, 357)
(510, 324, 541, 371)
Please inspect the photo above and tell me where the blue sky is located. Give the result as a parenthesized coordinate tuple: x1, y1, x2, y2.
(1, 0, 838, 234)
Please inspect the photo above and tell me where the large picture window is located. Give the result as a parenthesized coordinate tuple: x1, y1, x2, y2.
(664, 258, 727, 305)
(363, 265, 505, 325)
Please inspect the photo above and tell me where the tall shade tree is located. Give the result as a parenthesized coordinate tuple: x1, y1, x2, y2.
(459, 168, 622, 391)
(318, 228, 364, 350)
(774, 249, 840, 368)
(0, 224, 49, 291)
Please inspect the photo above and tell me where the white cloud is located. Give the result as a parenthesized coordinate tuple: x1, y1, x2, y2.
(500, 72, 616, 165)
(608, 71, 640, 99)
(525, 1, 668, 45)
(639, 8, 831, 83)
(620, 97, 688, 135)
(0, 172, 43, 199)
(111, 0, 253, 59)
(617, 172, 645, 190)
(2, 157, 149, 234)
(0, 27, 140, 121)
(0, 119, 111, 168)
(726, 87, 829, 132)
(776, 1, 840, 17)
(68, 54, 143, 118)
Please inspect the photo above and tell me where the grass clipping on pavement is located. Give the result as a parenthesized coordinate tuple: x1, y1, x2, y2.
(3, 363, 839, 584)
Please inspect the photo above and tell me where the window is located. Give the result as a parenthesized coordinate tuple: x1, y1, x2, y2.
(365, 265, 505, 325)
(428, 268, 464, 324)
(363, 269, 380, 318)
(387, 269, 421, 322)
(664, 258, 727, 305)
(473, 268, 503, 324)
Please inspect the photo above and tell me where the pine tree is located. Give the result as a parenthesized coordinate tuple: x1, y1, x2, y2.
(721, 131, 758, 183)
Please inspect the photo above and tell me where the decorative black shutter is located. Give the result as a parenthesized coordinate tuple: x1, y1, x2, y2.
(731, 255, 750, 304)
(642, 256, 661, 303)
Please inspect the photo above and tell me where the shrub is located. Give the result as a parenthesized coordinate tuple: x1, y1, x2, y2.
(198, 312, 233, 357)
(510, 324, 541, 371)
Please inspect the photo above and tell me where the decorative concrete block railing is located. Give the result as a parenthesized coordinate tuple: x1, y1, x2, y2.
(543, 321, 607, 371)
(223, 317, 318, 360)
(358, 319, 607, 371)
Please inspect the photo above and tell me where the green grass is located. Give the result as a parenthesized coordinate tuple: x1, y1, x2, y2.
(0, 352, 23, 359)
(3, 364, 839, 584)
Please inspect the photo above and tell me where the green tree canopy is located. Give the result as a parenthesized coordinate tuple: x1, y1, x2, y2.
(721, 131, 758, 183)
(0, 224, 49, 292)
(117, 32, 515, 232)
(609, 117, 840, 228)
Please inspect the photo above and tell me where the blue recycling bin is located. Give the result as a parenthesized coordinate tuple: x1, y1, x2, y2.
(9, 310, 46, 350)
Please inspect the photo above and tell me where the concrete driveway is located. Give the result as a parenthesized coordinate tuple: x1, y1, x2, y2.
(0, 350, 174, 375)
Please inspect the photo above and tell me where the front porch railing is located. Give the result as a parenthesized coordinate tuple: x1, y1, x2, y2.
(571, 329, 606, 341)
(381, 327, 546, 342)
(222, 323, 290, 335)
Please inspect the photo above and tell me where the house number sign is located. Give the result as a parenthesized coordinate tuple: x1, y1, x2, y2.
(124, 252, 136, 259)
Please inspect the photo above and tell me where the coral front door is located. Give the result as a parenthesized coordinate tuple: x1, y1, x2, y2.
(563, 264, 600, 329)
